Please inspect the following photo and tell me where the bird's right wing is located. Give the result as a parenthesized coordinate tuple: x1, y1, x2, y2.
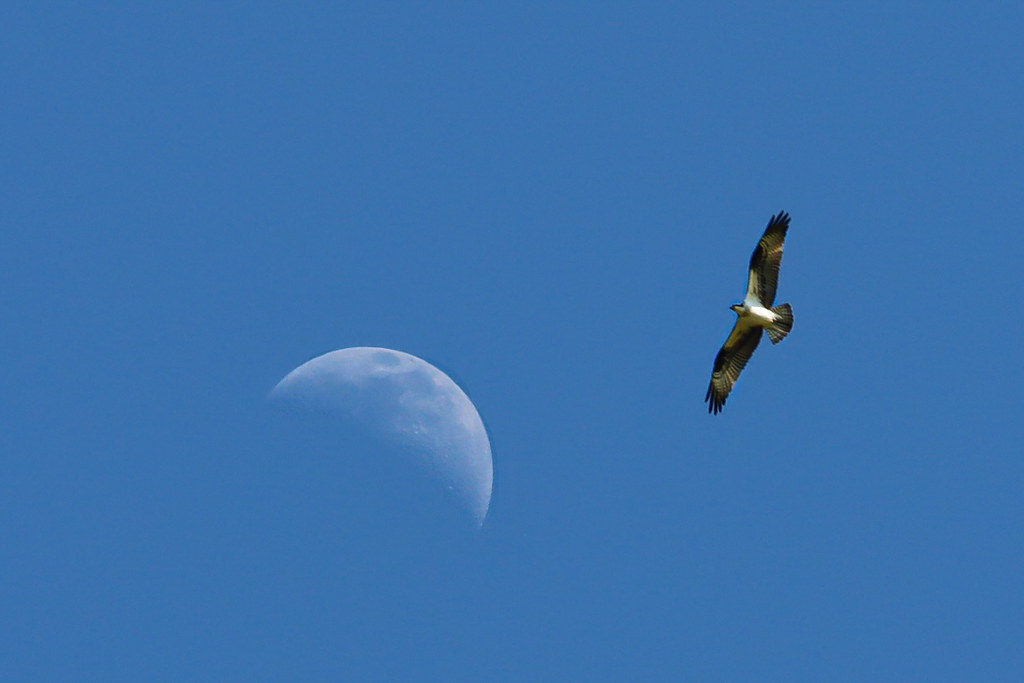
(744, 211, 790, 307)
(705, 323, 764, 414)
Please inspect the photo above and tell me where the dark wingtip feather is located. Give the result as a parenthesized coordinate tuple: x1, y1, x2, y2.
(767, 210, 790, 231)
(705, 383, 724, 415)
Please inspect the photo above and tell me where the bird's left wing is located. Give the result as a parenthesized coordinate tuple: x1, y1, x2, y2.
(705, 323, 764, 414)
(744, 211, 790, 307)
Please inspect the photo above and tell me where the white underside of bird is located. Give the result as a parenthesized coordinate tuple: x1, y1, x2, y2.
(733, 302, 780, 327)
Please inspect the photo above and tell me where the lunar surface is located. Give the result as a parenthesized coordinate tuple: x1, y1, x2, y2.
(270, 347, 493, 528)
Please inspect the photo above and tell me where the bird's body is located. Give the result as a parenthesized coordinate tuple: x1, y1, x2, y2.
(705, 212, 794, 414)
(733, 302, 779, 326)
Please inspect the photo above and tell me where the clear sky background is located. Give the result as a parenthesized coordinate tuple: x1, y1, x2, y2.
(4, 3, 1023, 680)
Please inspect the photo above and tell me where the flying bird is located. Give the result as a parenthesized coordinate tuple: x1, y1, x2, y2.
(705, 211, 794, 414)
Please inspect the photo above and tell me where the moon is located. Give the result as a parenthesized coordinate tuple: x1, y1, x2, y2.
(269, 347, 493, 528)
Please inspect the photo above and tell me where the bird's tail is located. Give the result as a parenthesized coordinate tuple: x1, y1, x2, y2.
(766, 303, 794, 344)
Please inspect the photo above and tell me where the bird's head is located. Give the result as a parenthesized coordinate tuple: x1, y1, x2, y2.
(730, 303, 744, 314)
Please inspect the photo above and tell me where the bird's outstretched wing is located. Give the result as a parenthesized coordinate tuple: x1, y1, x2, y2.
(744, 211, 790, 307)
(705, 323, 764, 414)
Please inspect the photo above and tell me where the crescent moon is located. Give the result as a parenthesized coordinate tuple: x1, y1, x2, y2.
(270, 347, 493, 528)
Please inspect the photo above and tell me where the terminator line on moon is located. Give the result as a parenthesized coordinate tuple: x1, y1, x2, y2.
(270, 347, 493, 528)
(705, 211, 795, 415)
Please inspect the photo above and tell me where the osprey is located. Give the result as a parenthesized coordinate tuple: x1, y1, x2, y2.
(705, 211, 794, 414)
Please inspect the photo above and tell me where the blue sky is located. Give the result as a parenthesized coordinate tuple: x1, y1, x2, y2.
(3, 3, 1023, 680)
